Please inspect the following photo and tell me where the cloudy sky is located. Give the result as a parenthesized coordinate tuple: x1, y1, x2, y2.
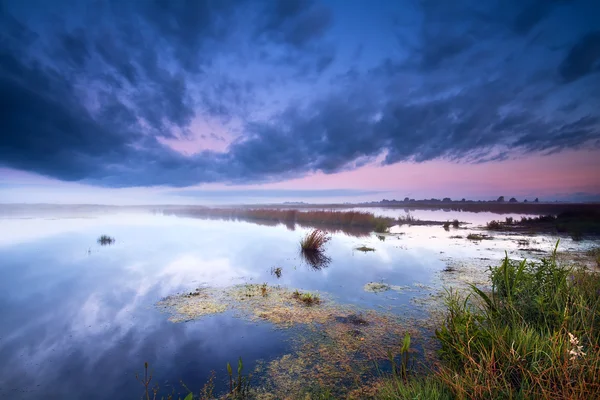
(1, 0, 599, 204)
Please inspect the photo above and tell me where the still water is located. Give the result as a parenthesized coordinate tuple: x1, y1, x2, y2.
(0, 209, 572, 398)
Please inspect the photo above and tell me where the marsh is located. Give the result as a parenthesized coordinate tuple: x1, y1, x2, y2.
(1, 206, 597, 399)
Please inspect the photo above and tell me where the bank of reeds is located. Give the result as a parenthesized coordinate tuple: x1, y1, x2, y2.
(166, 208, 394, 234)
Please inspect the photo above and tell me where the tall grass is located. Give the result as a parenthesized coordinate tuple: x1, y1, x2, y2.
(434, 244, 600, 399)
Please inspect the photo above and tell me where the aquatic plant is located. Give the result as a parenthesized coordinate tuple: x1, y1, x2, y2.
(386, 333, 412, 381)
(377, 235, 386, 241)
(226, 357, 251, 398)
(260, 283, 268, 297)
(97, 234, 115, 245)
(355, 245, 375, 252)
(300, 229, 330, 251)
(442, 221, 450, 231)
(271, 267, 282, 278)
(466, 233, 492, 241)
(299, 229, 332, 269)
(292, 290, 320, 306)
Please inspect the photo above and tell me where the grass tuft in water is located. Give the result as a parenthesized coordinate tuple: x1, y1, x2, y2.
(97, 234, 115, 245)
(300, 229, 330, 251)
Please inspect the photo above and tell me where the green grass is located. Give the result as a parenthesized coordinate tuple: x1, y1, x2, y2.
(432, 245, 600, 399)
(292, 290, 321, 306)
(375, 377, 453, 400)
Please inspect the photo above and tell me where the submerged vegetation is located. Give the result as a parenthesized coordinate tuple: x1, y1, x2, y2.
(97, 234, 115, 245)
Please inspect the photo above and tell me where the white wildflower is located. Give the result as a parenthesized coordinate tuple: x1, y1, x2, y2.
(568, 332, 586, 361)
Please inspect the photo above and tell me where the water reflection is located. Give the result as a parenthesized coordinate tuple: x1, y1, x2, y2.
(299, 248, 332, 270)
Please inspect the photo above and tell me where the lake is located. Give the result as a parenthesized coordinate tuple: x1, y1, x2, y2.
(0, 208, 593, 399)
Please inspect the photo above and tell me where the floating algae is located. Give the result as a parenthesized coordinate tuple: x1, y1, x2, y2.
(364, 282, 391, 292)
(256, 309, 419, 399)
(363, 282, 417, 293)
(158, 284, 426, 398)
(158, 284, 345, 327)
(157, 289, 227, 322)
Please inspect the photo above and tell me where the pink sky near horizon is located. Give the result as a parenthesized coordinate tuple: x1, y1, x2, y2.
(194, 148, 600, 198)
(1, 148, 599, 204)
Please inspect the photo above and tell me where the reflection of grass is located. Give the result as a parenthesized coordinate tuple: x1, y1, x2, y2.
(355, 245, 375, 252)
(271, 267, 282, 278)
(97, 234, 115, 245)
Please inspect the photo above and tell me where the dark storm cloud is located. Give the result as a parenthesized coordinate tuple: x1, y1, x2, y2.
(0, 0, 599, 187)
(258, 0, 332, 49)
(559, 31, 600, 82)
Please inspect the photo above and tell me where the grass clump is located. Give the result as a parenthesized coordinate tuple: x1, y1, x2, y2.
(374, 218, 390, 233)
(355, 245, 376, 252)
(271, 267, 282, 278)
(300, 229, 331, 251)
(97, 234, 115, 245)
(434, 244, 600, 399)
(452, 219, 460, 228)
(292, 290, 321, 306)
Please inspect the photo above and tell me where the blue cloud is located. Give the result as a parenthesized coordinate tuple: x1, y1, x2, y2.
(0, 0, 599, 187)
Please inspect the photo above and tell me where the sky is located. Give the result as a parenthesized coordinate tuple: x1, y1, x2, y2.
(1, 0, 599, 204)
